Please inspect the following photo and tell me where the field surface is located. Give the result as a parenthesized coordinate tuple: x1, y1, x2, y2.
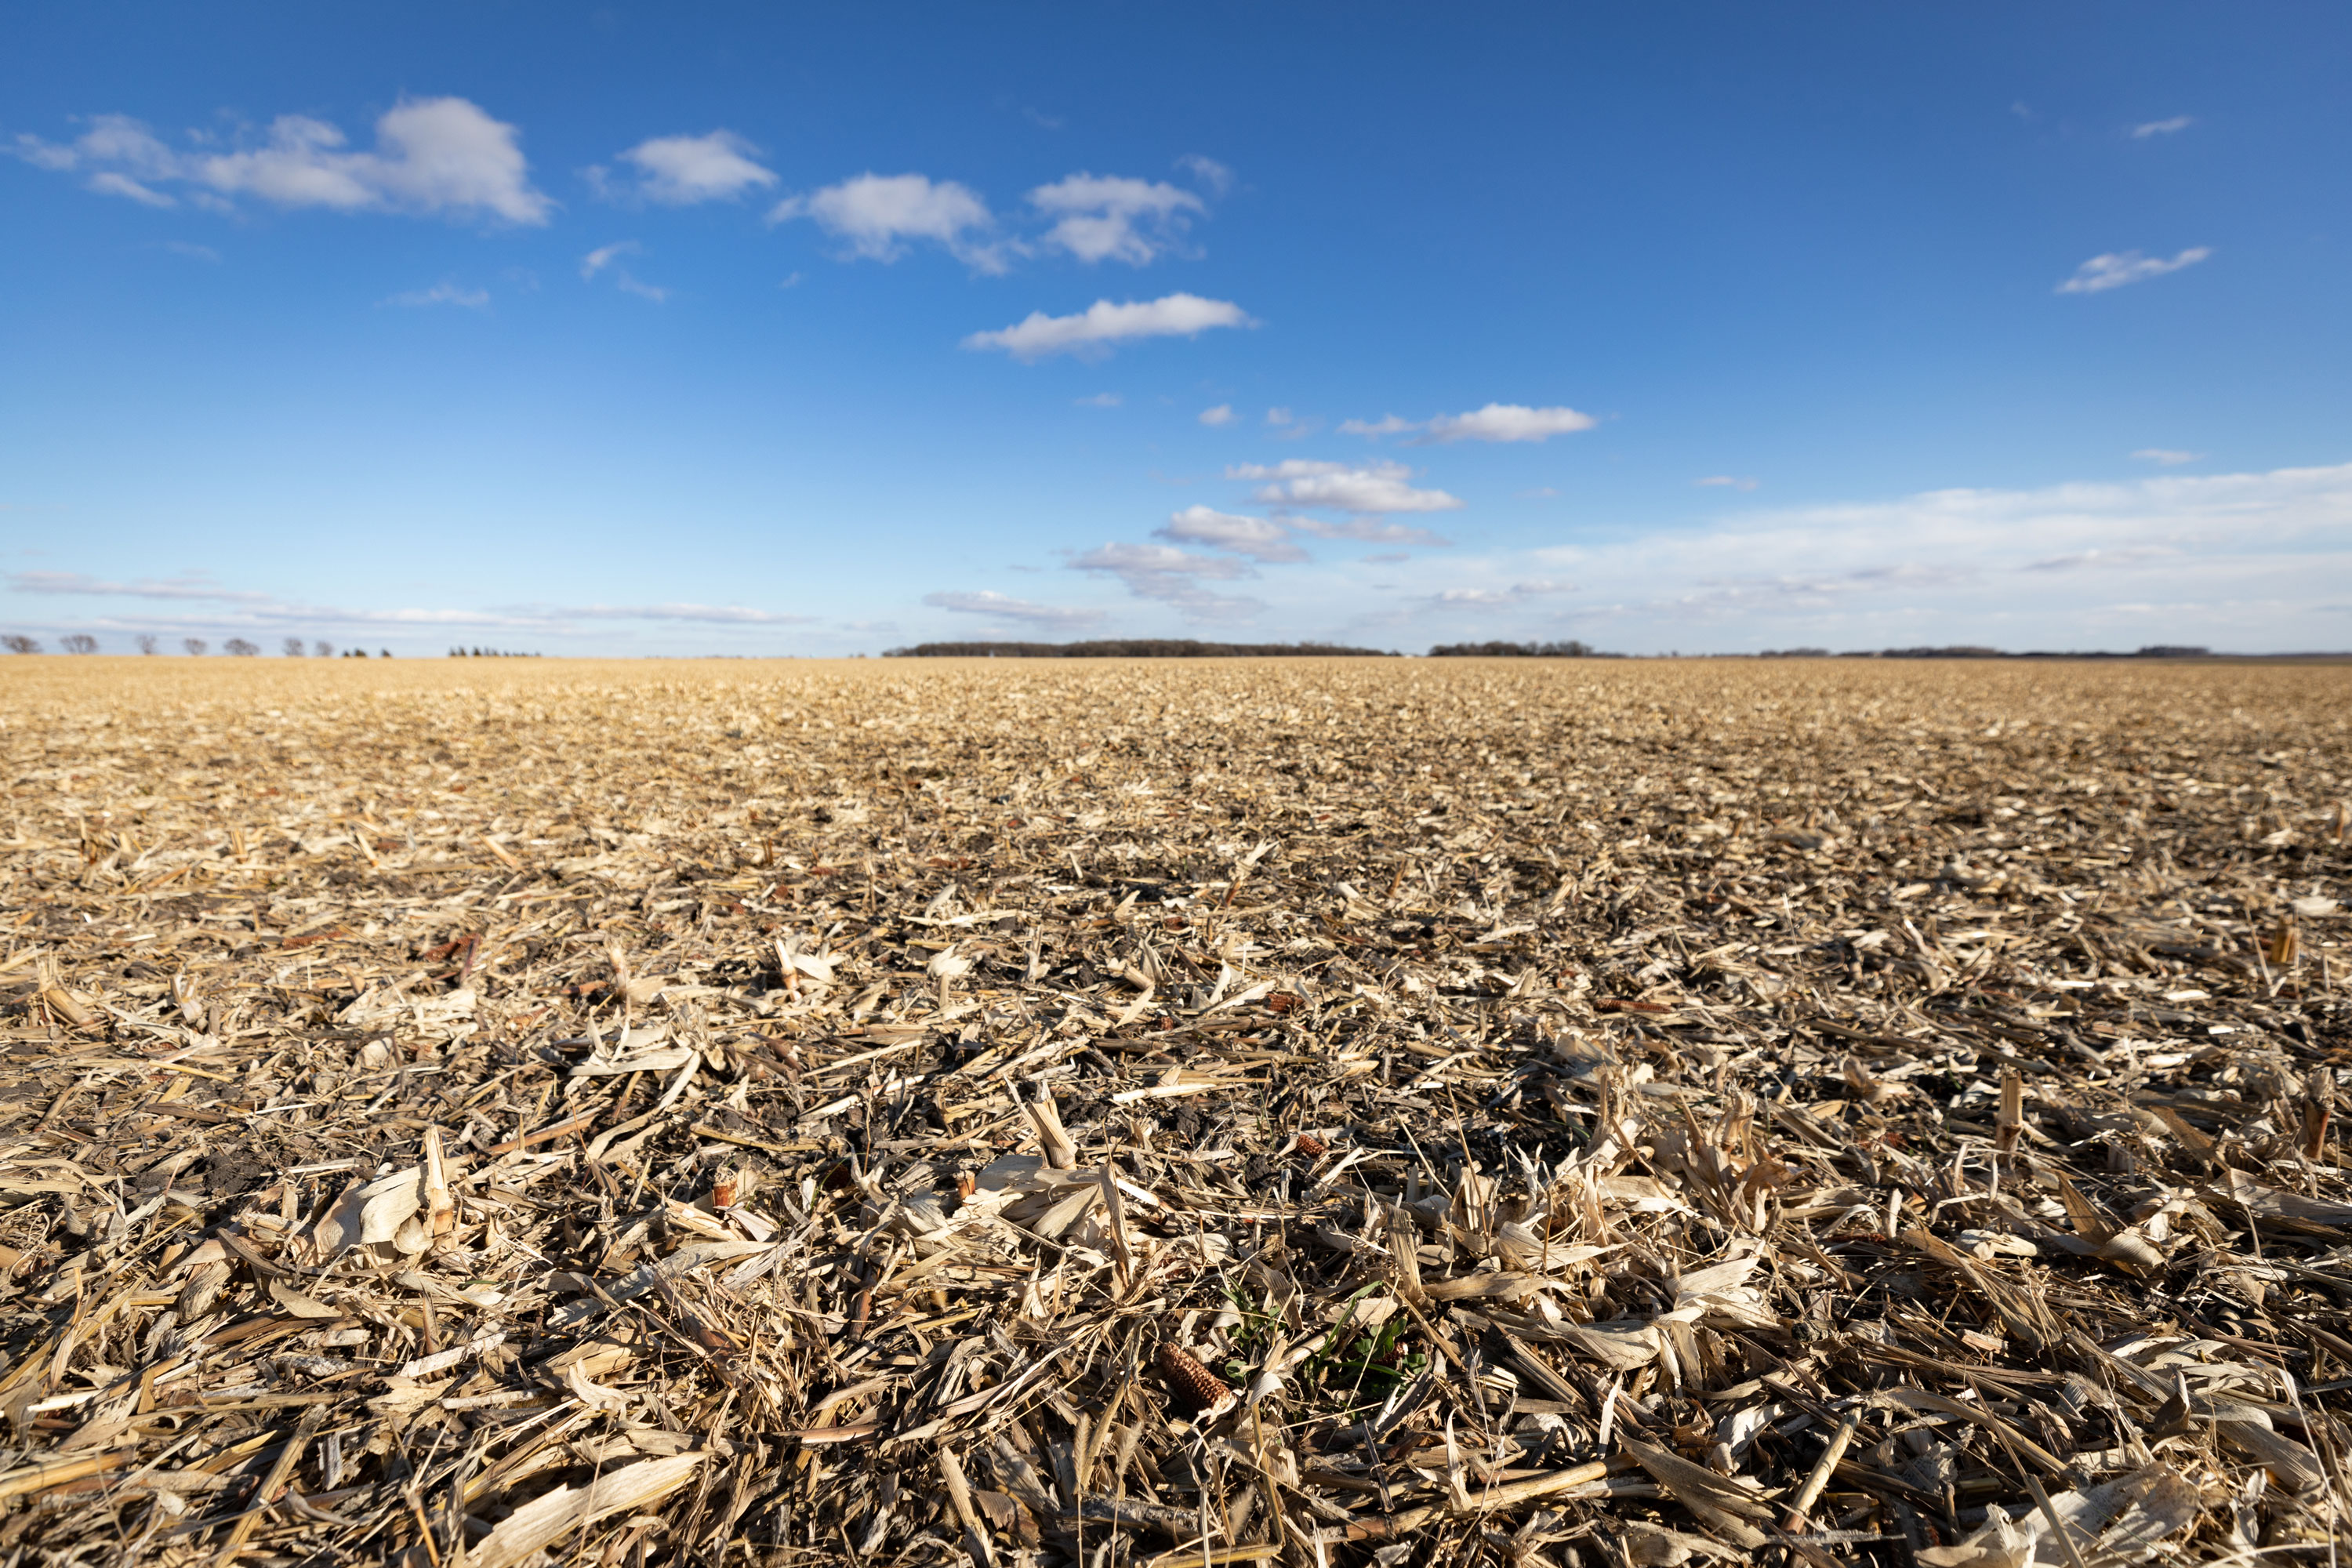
(1, 655, 2348, 1566)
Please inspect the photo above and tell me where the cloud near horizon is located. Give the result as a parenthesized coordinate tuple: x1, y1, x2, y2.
(1490, 461, 2352, 647)
(5, 568, 810, 637)
(923, 590, 1105, 630)
(963, 293, 1252, 359)
(11, 98, 551, 223)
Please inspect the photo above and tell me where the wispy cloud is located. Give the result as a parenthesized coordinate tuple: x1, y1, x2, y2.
(581, 241, 637, 278)
(2022, 546, 2180, 572)
(10, 98, 551, 223)
(381, 281, 489, 309)
(2132, 448, 2201, 466)
(7, 568, 808, 634)
(580, 241, 665, 301)
(1290, 517, 1453, 546)
(10, 570, 271, 603)
(1504, 462, 2352, 646)
(543, 602, 804, 623)
(1229, 459, 1462, 515)
(1175, 154, 1234, 198)
(1073, 391, 1123, 408)
(1430, 579, 1570, 607)
(924, 590, 1105, 630)
(1341, 403, 1595, 444)
(2131, 116, 2194, 139)
(1029, 172, 1205, 264)
(1068, 541, 1261, 622)
(1198, 404, 1236, 426)
(1695, 475, 1759, 491)
(159, 240, 221, 263)
(2057, 247, 2212, 294)
(963, 293, 1253, 360)
(590, 130, 776, 205)
(771, 173, 1004, 272)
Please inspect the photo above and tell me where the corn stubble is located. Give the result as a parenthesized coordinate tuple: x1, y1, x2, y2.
(0, 653, 2348, 1565)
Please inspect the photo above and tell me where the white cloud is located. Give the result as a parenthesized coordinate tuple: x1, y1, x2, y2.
(580, 241, 665, 301)
(1696, 475, 1759, 491)
(5, 571, 807, 637)
(924, 590, 1105, 630)
(11, 99, 551, 223)
(1198, 404, 1236, 426)
(2057, 247, 2212, 294)
(1431, 579, 1570, 607)
(1069, 541, 1261, 622)
(160, 240, 220, 262)
(2022, 546, 2180, 572)
(553, 603, 802, 623)
(10, 570, 270, 603)
(2131, 116, 2194, 139)
(1290, 516, 1453, 546)
(1155, 505, 1305, 562)
(1265, 407, 1294, 426)
(1425, 403, 1596, 443)
(1175, 154, 1234, 197)
(1340, 404, 1595, 443)
(1070, 542, 1250, 581)
(771, 173, 1003, 271)
(581, 241, 637, 278)
(1029, 172, 1205, 264)
(2132, 448, 2201, 466)
(382, 281, 489, 309)
(963, 292, 1253, 360)
(1229, 459, 1463, 514)
(1074, 392, 1123, 408)
(89, 170, 176, 207)
(1502, 462, 2352, 648)
(596, 130, 776, 205)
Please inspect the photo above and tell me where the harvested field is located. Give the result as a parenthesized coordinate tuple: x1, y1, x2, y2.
(2, 653, 2349, 1566)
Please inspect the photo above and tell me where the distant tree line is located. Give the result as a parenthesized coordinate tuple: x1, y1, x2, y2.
(1426, 640, 1616, 658)
(450, 648, 541, 657)
(884, 640, 1396, 658)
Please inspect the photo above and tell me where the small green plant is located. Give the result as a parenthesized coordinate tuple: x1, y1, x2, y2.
(1221, 1282, 1427, 1414)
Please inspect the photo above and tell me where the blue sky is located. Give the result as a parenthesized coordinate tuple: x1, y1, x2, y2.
(5, 2, 2348, 655)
